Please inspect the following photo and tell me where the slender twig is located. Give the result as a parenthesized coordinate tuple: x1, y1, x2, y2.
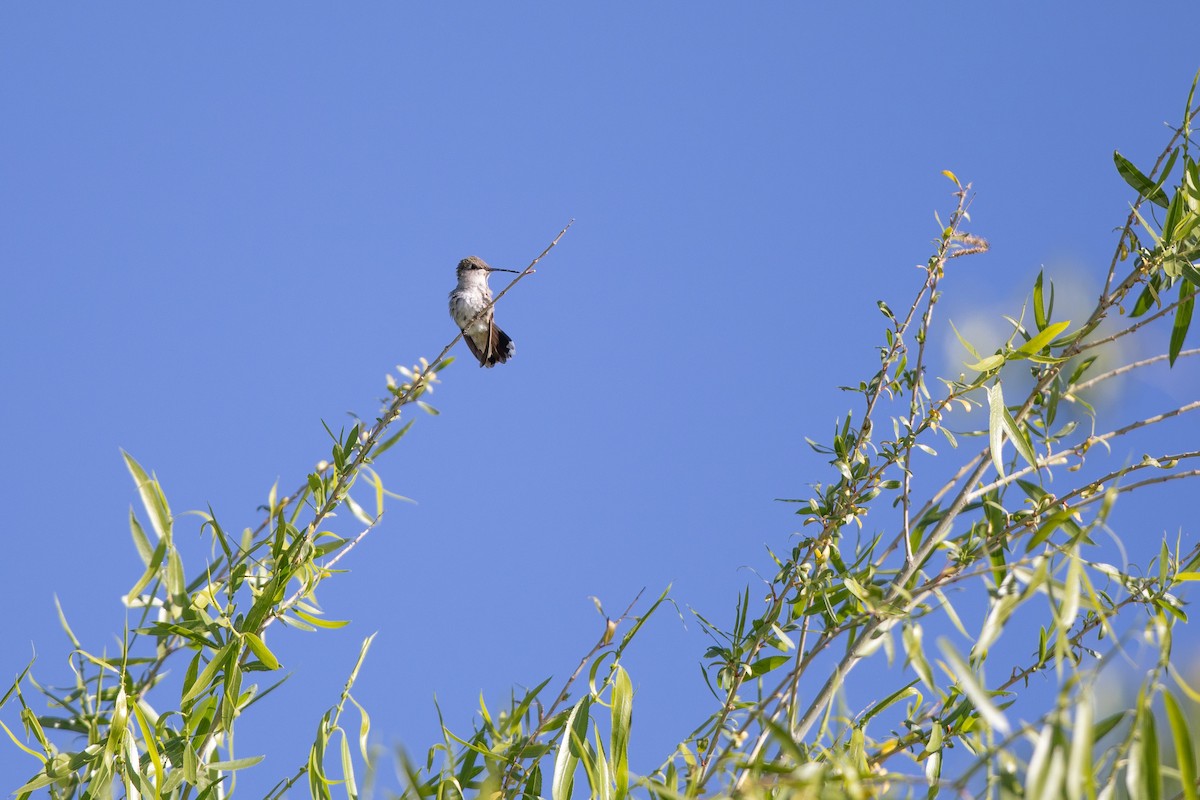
(1074, 296, 1186, 354)
(900, 191, 972, 565)
(964, 405, 1200, 503)
(1074, 347, 1200, 391)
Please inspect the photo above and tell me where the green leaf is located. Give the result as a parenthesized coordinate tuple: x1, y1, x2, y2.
(0, 718, 46, 762)
(611, 666, 632, 800)
(859, 682, 920, 725)
(126, 536, 168, 602)
(1115, 150, 1170, 208)
(585, 720, 613, 800)
(1132, 204, 1164, 247)
(1141, 709, 1163, 800)
(1067, 688, 1094, 800)
(1132, 281, 1161, 317)
(1170, 281, 1194, 365)
(1026, 509, 1080, 552)
(750, 655, 790, 676)
(1025, 722, 1058, 800)
(165, 546, 186, 599)
(1156, 695, 1195, 800)
(1163, 188, 1186, 244)
(123, 451, 172, 540)
(1000, 404, 1038, 470)
(1093, 711, 1126, 742)
(949, 319, 983, 360)
(987, 383, 1007, 477)
(524, 764, 544, 800)
(1015, 320, 1071, 358)
(937, 638, 1010, 734)
(1163, 692, 1198, 800)
(291, 610, 350, 629)
(903, 624, 935, 692)
(553, 698, 589, 800)
(1155, 147, 1181, 199)
(207, 755, 266, 771)
(243, 632, 282, 671)
(182, 642, 234, 705)
(1033, 270, 1050, 331)
(343, 493, 375, 526)
(373, 420, 415, 458)
(966, 353, 1006, 373)
(129, 508, 154, 566)
(340, 732, 359, 800)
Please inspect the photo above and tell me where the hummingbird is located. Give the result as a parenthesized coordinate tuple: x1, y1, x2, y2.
(448, 256, 520, 367)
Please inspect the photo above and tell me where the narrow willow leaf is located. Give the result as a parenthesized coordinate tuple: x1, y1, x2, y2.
(1132, 283, 1160, 317)
(340, 733, 359, 800)
(125, 537, 168, 603)
(1015, 320, 1072, 358)
(937, 638, 1010, 734)
(1170, 281, 1194, 366)
(342, 493, 374, 526)
(924, 721, 943, 785)
(1114, 150, 1170, 208)
(903, 624, 936, 692)
(987, 382, 1007, 477)
(182, 642, 234, 705)
(756, 717, 806, 768)
(973, 592, 1020, 660)
(292, 610, 350, 629)
(949, 319, 983, 360)
(1059, 556, 1081, 632)
(524, 764, 544, 800)
(374, 420, 414, 458)
(243, 632, 282, 671)
(588, 721, 614, 800)
(1163, 692, 1198, 800)
(1163, 189, 1185, 245)
(0, 718, 46, 761)
(1026, 723, 1062, 800)
(750, 655, 790, 676)
(208, 755, 266, 771)
(1000, 405, 1038, 470)
(53, 595, 82, 649)
(1093, 711, 1126, 743)
(511, 676, 554, 728)
(1026, 510, 1074, 552)
(1132, 204, 1164, 246)
(611, 666, 632, 800)
(1154, 148, 1181, 199)
(859, 682, 919, 725)
(1142, 709, 1163, 800)
(309, 714, 333, 800)
(122, 451, 172, 541)
(966, 354, 1006, 373)
(129, 508, 154, 566)
(165, 547, 185, 600)
(1033, 271, 1049, 331)
(552, 698, 588, 800)
(1067, 691, 1094, 800)
(130, 700, 165, 794)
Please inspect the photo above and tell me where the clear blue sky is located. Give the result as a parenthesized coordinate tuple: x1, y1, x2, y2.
(2, 4, 1199, 795)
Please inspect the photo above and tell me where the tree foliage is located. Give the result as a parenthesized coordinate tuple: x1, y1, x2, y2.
(4, 77, 1200, 800)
